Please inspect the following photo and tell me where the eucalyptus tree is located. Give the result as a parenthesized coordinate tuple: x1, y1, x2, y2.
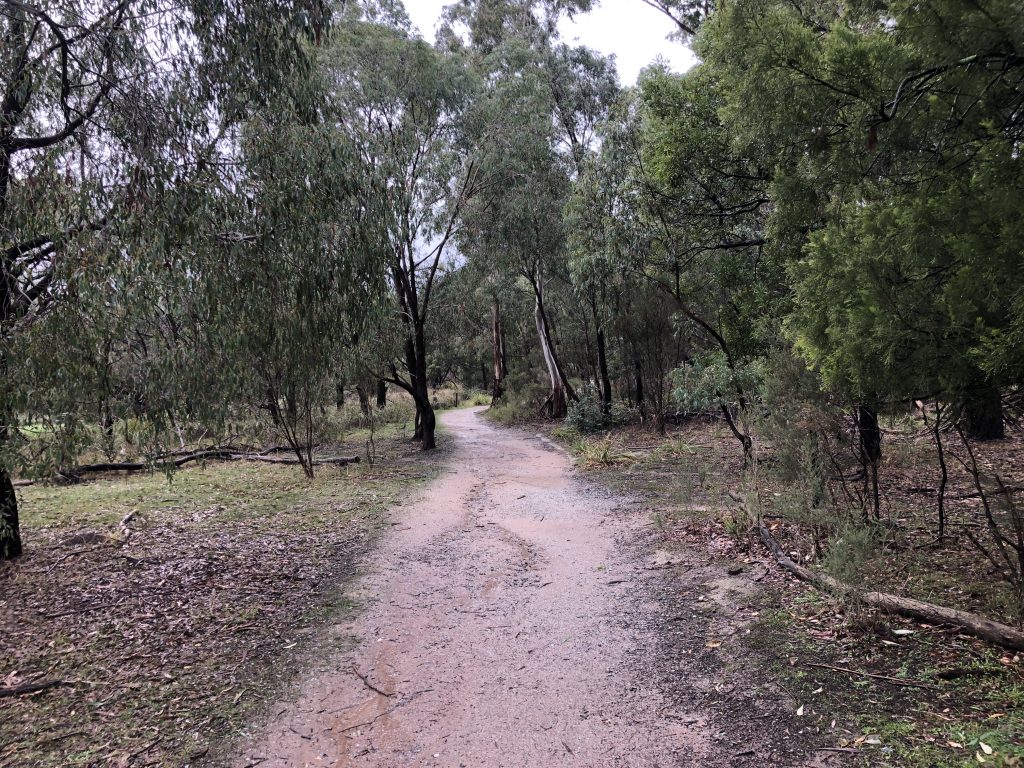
(565, 150, 620, 414)
(0, 0, 326, 559)
(207, 110, 388, 478)
(459, 37, 578, 416)
(636, 65, 776, 454)
(567, 68, 768, 450)
(325, 17, 480, 450)
(446, 0, 616, 418)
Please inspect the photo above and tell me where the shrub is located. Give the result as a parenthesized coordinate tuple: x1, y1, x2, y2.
(565, 394, 609, 434)
(467, 390, 492, 406)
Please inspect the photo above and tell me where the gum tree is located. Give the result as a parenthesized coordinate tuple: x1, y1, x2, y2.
(0, 0, 328, 559)
(326, 16, 480, 449)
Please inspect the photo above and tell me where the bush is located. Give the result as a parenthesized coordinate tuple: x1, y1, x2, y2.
(482, 378, 549, 425)
(823, 523, 880, 583)
(565, 394, 609, 434)
(467, 390, 492, 406)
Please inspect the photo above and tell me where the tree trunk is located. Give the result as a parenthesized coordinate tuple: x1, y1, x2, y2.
(634, 358, 645, 417)
(0, 263, 18, 559)
(267, 386, 282, 426)
(857, 402, 882, 520)
(419, 396, 436, 450)
(530, 271, 575, 417)
(597, 326, 612, 416)
(963, 385, 1004, 440)
(376, 379, 387, 409)
(413, 324, 436, 450)
(500, 324, 509, 381)
(356, 385, 370, 417)
(536, 298, 567, 419)
(0, 465, 21, 560)
(284, 387, 298, 424)
(491, 297, 505, 404)
(929, 402, 948, 542)
(100, 400, 115, 459)
(857, 403, 882, 464)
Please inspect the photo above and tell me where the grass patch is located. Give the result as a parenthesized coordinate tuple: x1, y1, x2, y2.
(0, 431, 441, 767)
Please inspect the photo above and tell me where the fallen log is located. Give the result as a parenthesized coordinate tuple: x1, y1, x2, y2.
(61, 450, 359, 478)
(240, 454, 359, 467)
(66, 449, 238, 476)
(758, 521, 1024, 651)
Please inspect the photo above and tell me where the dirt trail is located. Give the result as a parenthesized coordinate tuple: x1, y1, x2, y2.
(232, 408, 825, 768)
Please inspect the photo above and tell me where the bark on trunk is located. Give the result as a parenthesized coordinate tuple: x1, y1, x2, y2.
(413, 325, 436, 450)
(0, 465, 22, 560)
(530, 271, 575, 418)
(536, 299, 567, 419)
(491, 297, 505, 404)
(267, 386, 282, 426)
(356, 385, 371, 417)
(857, 403, 882, 520)
(634, 359, 645, 416)
(419, 398, 436, 450)
(100, 400, 115, 459)
(597, 327, 612, 416)
(963, 385, 1004, 440)
(285, 388, 298, 423)
(856, 403, 882, 464)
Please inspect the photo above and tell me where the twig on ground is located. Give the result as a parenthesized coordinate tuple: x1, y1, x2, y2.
(350, 666, 395, 698)
(805, 662, 934, 689)
(0, 679, 67, 698)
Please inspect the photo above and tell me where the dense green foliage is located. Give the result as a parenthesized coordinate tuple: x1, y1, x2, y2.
(2, 0, 1021, 578)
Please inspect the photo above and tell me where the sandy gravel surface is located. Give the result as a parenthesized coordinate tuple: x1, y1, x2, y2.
(233, 407, 700, 767)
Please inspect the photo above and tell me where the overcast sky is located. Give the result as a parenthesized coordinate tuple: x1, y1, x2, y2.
(404, 0, 698, 85)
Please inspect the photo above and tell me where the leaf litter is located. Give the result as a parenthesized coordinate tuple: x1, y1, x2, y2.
(0, 439, 433, 767)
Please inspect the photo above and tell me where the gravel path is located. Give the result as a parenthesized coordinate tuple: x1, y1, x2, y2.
(233, 407, 700, 767)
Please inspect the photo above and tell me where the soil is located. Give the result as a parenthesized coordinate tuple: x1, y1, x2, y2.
(232, 408, 837, 767)
(0, 441, 425, 767)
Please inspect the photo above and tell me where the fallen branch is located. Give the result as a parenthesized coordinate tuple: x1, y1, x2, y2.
(350, 666, 395, 698)
(805, 662, 933, 689)
(0, 680, 66, 698)
(61, 450, 359, 478)
(758, 521, 1024, 651)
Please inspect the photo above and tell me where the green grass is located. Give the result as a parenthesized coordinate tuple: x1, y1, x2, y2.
(21, 458, 407, 531)
(2, 431, 440, 768)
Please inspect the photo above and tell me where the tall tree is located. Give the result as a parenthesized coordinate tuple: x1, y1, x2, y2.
(701, 0, 1024, 441)
(0, 0, 325, 559)
(451, 0, 615, 418)
(326, 17, 480, 449)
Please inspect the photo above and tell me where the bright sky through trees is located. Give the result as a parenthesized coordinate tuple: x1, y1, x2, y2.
(405, 0, 698, 83)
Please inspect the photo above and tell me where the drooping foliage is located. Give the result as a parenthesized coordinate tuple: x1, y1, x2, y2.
(3, 0, 1022, 570)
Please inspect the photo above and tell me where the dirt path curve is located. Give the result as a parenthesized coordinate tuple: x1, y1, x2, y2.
(234, 407, 704, 767)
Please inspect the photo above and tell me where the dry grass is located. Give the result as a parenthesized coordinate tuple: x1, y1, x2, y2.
(552, 413, 1024, 767)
